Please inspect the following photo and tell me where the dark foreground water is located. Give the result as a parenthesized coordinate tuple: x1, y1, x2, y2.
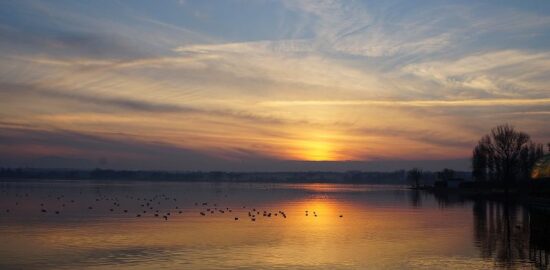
(0, 180, 549, 269)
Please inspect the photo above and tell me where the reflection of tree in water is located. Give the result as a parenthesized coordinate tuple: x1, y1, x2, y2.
(431, 191, 467, 208)
(530, 208, 550, 269)
(409, 190, 422, 208)
(472, 199, 550, 269)
(408, 189, 469, 209)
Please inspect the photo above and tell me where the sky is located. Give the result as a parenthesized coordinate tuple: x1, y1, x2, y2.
(0, 0, 549, 171)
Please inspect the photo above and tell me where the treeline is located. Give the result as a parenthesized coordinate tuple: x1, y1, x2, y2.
(0, 168, 412, 184)
(406, 168, 471, 188)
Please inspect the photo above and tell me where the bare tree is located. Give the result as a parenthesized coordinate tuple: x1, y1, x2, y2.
(472, 124, 544, 186)
(407, 168, 423, 189)
(472, 144, 488, 181)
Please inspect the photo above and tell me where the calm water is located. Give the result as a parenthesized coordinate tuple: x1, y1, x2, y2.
(0, 180, 549, 270)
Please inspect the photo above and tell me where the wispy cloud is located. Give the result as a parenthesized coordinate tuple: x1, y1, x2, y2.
(402, 50, 550, 98)
(261, 98, 550, 107)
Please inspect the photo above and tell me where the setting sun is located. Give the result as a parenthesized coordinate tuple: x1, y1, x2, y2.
(284, 133, 342, 161)
(301, 140, 334, 161)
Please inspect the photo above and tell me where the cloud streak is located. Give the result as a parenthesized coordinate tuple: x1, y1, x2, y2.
(261, 98, 550, 107)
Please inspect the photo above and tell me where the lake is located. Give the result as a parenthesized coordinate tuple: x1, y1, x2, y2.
(0, 180, 549, 269)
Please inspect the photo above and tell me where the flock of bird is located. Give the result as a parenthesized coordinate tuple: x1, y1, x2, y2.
(1, 190, 344, 222)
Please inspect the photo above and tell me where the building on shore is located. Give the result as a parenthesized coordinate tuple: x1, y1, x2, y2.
(532, 154, 550, 180)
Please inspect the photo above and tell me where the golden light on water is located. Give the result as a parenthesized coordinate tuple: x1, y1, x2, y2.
(280, 196, 346, 234)
(297, 198, 337, 217)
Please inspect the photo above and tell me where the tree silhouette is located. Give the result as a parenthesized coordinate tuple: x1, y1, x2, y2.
(438, 168, 455, 181)
(472, 124, 544, 185)
(407, 168, 423, 188)
(472, 143, 488, 181)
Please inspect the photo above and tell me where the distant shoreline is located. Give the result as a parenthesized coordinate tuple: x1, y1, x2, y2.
(0, 168, 419, 185)
(0, 176, 406, 185)
(412, 184, 550, 210)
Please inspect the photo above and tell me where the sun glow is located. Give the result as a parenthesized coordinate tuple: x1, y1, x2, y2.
(302, 140, 334, 161)
(287, 136, 338, 161)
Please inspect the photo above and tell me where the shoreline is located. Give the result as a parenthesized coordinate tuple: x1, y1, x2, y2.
(413, 185, 550, 210)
